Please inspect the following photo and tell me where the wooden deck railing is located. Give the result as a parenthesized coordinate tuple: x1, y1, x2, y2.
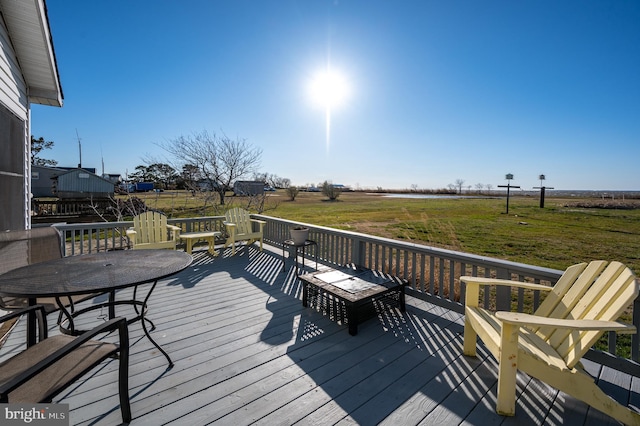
(52, 214, 640, 374)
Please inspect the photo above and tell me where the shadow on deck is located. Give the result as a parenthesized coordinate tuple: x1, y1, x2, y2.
(1, 243, 636, 425)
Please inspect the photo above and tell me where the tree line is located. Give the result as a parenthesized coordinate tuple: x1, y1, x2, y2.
(31, 131, 292, 206)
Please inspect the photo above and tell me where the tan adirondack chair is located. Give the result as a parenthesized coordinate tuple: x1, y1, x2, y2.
(126, 211, 180, 250)
(223, 208, 266, 255)
(0, 305, 131, 422)
(462, 261, 640, 425)
(0, 227, 98, 315)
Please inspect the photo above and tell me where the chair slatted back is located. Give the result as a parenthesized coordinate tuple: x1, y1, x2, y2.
(225, 208, 253, 235)
(532, 260, 638, 368)
(133, 212, 169, 244)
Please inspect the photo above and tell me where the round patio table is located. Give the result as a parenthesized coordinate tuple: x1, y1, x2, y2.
(0, 249, 192, 368)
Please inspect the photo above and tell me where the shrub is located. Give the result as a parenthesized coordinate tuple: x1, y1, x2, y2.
(286, 186, 300, 201)
(322, 181, 342, 201)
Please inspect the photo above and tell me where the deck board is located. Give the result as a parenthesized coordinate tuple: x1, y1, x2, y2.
(1, 243, 637, 425)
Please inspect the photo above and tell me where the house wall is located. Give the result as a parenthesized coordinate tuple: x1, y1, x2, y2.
(31, 165, 62, 198)
(0, 17, 30, 231)
(0, 13, 28, 119)
(55, 169, 115, 199)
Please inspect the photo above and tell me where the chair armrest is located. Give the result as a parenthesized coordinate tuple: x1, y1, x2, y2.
(496, 311, 636, 333)
(166, 224, 181, 239)
(0, 305, 48, 341)
(0, 317, 128, 398)
(463, 276, 553, 309)
(224, 222, 237, 235)
(251, 219, 266, 231)
(461, 276, 553, 292)
(125, 228, 137, 245)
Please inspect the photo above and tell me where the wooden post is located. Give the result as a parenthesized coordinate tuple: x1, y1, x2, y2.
(534, 175, 553, 208)
(498, 174, 519, 214)
(533, 186, 554, 208)
(498, 183, 520, 214)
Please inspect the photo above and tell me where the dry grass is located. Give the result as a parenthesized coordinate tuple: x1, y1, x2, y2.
(121, 190, 640, 273)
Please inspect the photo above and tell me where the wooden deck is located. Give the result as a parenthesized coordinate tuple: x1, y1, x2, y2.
(1, 243, 637, 425)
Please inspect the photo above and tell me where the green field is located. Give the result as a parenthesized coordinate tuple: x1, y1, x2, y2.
(132, 190, 640, 274)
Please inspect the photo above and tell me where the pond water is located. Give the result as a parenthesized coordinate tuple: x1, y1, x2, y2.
(375, 193, 478, 199)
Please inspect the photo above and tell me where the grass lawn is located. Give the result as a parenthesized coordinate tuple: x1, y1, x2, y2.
(130, 190, 640, 274)
(127, 189, 640, 358)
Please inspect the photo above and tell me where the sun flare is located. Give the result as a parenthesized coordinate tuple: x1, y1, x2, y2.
(307, 67, 351, 154)
(308, 68, 350, 109)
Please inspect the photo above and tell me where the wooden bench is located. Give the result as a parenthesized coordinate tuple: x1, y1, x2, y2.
(180, 231, 221, 255)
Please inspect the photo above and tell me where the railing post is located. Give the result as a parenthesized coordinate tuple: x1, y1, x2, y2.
(351, 236, 365, 268)
(633, 296, 640, 362)
(495, 268, 512, 311)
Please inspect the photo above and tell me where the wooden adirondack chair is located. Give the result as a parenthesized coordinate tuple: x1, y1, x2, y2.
(223, 208, 266, 255)
(462, 260, 640, 425)
(126, 211, 181, 250)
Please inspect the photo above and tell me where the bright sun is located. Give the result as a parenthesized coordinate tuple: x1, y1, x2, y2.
(307, 67, 351, 153)
(308, 69, 350, 109)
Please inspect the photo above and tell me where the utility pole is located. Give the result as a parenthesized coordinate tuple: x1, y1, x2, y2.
(76, 129, 82, 169)
(533, 174, 554, 208)
(498, 173, 520, 214)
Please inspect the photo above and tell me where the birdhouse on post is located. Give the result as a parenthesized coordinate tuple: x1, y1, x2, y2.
(498, 174, 520, 214)
(533, 174, 554, 208)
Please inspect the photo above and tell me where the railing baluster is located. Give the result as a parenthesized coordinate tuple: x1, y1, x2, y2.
(54, 214, 640, 373)
(449, 260, 455, 302)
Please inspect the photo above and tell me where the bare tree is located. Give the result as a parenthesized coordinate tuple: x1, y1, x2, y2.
(286, 186, 300, 201)
(475, 183, 484, 194)
(253, 172, 290, 189)
(322, 180, 342, 201)
(455, 179, 465, 194)
(252, 172, 268, 184)
(159, 130, 261, 205)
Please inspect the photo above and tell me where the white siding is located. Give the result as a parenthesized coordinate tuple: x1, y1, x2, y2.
(0, 0, 63, 230)
(25, 110, 30, 229)
(0, 13, 28, 120)
(0, 13, 29, 230)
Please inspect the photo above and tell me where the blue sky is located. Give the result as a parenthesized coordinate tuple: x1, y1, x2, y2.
(32, 1, 640, 190)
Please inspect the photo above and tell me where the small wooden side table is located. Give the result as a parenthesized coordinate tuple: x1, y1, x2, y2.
(282, 239, 318, 273)
(180, 231, 221, 255)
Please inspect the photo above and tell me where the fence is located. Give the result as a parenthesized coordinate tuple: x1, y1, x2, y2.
(52, 213, 640, 374)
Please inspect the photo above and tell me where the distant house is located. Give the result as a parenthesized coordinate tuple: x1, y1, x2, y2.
(58, 166, 96, 174)
(233, 181, 265, 196)
(196, 180, 229, 192)
(53, 168, 115, 199)
(0, 0, 63, 230)
(331, 184, 352, 191)
(102, 173, 122, 184)
(31, 165, 64, 198)
(31, 166, 117, 199)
